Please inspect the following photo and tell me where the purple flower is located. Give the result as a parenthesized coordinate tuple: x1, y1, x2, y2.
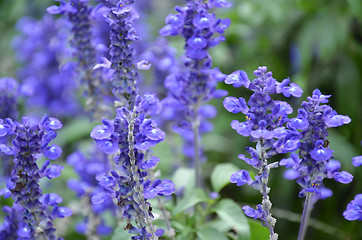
(91, 95, 174, 239)
(224, 70, 250, 88)
(0, 116, 70, 239)
(160, 0, 230, 165)
(223, 97, 248, 114)
(225, 66, 303, 236)
(352, 156, 362, 167)
(230, 170, 253, 186)
(343, 194, 362, 221)
(282, 89, 352, 198)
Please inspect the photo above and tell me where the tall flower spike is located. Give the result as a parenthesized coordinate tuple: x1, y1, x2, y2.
(98, 0, 140, 109)
(91, 96, 175, 239)
(225, 66, 303, 240)
(160, 0, 231, 188)
(0, 116, 72, 239)
(279, 89, 352, 240)
(47, 0, 113, 118)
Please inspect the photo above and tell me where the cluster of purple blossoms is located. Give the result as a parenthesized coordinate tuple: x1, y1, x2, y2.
(280, 89, 353, 198)
(66, 148, 116, 236)
(13, 14, 80, 118)
(90, 94, 175, 239)
(225, 66, 303, 239)
(96, 0, 142, 109)
(0, 116, 72, 239)
(48, 0, 114, 118)
(159, 0, 231, 186)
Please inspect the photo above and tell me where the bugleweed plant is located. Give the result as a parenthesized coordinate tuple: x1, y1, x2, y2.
(0, 0, 361, 240)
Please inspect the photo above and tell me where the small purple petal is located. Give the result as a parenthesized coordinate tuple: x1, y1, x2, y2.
(48, 117, 63, 129)
(45, 165, 64, 179)
(310, 147, 333, 161)
(56, 207, 73, 218)
(0, 124, 10, 137)
(91, 192, 108, 204)
(230, 170, 253, 186)
(223, 97, 248, 114)
(352, 156, 362, 167)
(224, 70, 249, 88)
(95, 139, 119, 155)
(333, 171, 353, 184)
(91, 125, 113, 140)
(231, 120, 251, 137)
(155, 228, 165, 237)
(0, 144, 15, 155)
(283, 169, 300, 180)
(144, 188, 158, 199)
(141, 156, 160, 169)
(325, 115, 351, 127)
(43, 145, 62, 160)
(47, 5, 62, 14)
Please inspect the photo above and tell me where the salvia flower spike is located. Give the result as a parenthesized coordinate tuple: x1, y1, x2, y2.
(0, 116, 72, 240)
(160, 0, 231, 188)
(225, 66, 303, 240)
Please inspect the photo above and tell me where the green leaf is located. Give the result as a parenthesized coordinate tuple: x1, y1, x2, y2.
(173, 188, 208, 215)
(214, 199, 250, 240)
(111, 225, 131, 240)
(55, 117, 97, 146)
(197, 226, 229, 240)
(211, 163, 240, 192)
(248, 219, 269, 240)
(172, 167, 195, 193)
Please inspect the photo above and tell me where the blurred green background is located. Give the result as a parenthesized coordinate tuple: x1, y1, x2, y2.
(0, 0, 361, 239)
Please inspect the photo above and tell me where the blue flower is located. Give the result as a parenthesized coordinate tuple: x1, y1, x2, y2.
(160, 0, 230, 165)
(281, 89, 352, 198)
(0, 116, 71, 239)
(91, 95, 174, 239)
(343, 194, 362, 221)
(230, 170, 253, 186)
(226, 66, 302, 236)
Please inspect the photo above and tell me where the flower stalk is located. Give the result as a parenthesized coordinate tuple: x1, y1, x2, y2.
(297, 192, 313, 240)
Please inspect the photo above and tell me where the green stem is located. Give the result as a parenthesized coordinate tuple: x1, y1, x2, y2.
(192, 114, 202, 189)
(298, 192, 313, 240)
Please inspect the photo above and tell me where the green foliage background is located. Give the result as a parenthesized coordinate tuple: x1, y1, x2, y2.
(0, 0, 361, 239)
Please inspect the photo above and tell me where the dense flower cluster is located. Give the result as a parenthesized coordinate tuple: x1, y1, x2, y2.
(225, 66, 303, 240)
(13, 14, 79, 117)
(160, 0, 231, 187)
(48, 0, 114, 117)
(90, 95, 175, 239)
(280, 89, 353, 197)
(98, 0, 141, 108)
(0, 116, 72, 239)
